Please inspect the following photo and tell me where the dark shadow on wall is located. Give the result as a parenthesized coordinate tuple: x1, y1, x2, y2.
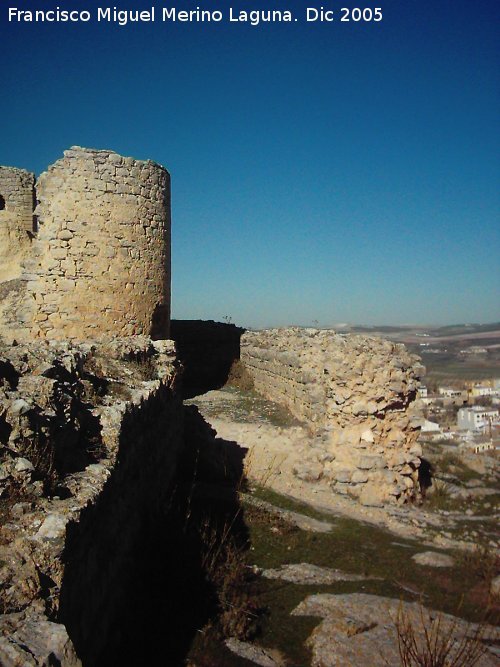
(149, 302, 170, 340)
(170, 320, 246, 399)
(58, 401, 250, 667)
(418, 457, 433, 498)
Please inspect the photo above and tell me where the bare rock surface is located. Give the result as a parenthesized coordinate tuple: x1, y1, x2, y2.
(0, 336, 181, 666)
(262, 563, 374, 585)
(292, 593, 499, 667)
(225, 638, 285, 666)
(411, 551, 455, 568)
(192, 387, 500, 553)
(0, 613, 82, 667)
(193, 390, 472, 547)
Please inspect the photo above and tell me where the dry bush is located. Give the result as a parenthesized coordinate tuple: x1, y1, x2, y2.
(226, 360, 254, 391)
(199, 515, 261, 641)
(393, 602, 495, 667)
(242, 448, 282, 490)
(458, 544, 500, 586)
(18, 431, 56, 487)
(426, 480, 453, 510)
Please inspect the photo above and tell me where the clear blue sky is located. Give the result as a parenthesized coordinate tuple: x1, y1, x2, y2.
(2, 0, 499, 327)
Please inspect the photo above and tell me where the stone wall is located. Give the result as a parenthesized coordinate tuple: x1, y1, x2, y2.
(0, 147, 171, 342)
(0, 336, 183, 666)
(241, 328, 425, 505)
(0, 167, 35, 282)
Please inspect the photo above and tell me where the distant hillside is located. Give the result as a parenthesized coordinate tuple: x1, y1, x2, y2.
(427, 322, 500, 337)
(335, 322, 500, 337)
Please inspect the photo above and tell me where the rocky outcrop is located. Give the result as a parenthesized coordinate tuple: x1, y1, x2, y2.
(0, 336, 182, 666)
(262, 563, 374, 585)
(292, 593, 499, 667)
(241, 328, 424, 505)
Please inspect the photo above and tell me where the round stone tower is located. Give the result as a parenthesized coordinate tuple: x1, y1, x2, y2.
(0, 167, 35, 283)
(21, 147, 171, 340)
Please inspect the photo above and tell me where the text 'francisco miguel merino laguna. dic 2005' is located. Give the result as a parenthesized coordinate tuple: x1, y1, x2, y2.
(7, 6, 384, 26)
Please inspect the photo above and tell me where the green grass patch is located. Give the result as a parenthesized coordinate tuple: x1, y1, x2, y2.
(185, 485, 499, 665)
(244, 488, 499, 627)
(189, 386, 302, 429)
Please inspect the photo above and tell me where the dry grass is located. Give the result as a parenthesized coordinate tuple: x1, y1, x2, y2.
(242, 447, 281, 490)
(393, 601, 496, 667)
(198, 515, 261, 640)
(458, 544, 500, 588)
(425, 480, 453, 510)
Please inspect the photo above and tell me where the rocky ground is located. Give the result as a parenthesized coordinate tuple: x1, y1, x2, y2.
(1, 355, 498, 666)
(186, 386, 500, 666)
(0, 336, 182, 666)
(188, 387, 500, 551)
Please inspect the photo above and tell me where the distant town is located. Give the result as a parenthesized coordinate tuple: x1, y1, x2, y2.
(418, 380, 500, 454)
(333, 321, 500, 456)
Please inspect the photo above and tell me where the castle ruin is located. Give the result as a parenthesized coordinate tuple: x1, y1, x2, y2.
(0, 146, 430, 666)
(0, 147, 171, 341)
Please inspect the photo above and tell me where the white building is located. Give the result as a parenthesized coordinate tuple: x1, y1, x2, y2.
(470, 385, 498, 398)
(417, 385, 428, 399)
(457, 407, 499, 432)
(421, 419, 441, 433)
(459, 440, 494, 454)
(439, 387, 463, 399)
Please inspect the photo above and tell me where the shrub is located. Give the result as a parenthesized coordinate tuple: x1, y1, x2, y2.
(426, 480, 452, 510)
(393, 601, 494, 667)
(458, 544, 500, 586)
(199, 515, 261, 640)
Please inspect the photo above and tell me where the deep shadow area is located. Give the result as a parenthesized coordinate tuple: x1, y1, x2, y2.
(149, 302, 170, 340)
(25, 374, 103, 488)
(170, 320, 245, 399)
(0, 357, 20, 389)
(59, 401, 251, 666)
(0, 414, 12, 445)
(418, 457, 433, 497)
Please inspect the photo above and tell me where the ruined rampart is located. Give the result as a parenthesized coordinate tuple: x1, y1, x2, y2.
(241, 328, 425, 505)
(0, 145, 432, 664)
(0, 337, 183, 665)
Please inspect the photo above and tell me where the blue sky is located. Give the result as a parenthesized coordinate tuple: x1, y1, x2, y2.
(2, 0, 499, 327)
